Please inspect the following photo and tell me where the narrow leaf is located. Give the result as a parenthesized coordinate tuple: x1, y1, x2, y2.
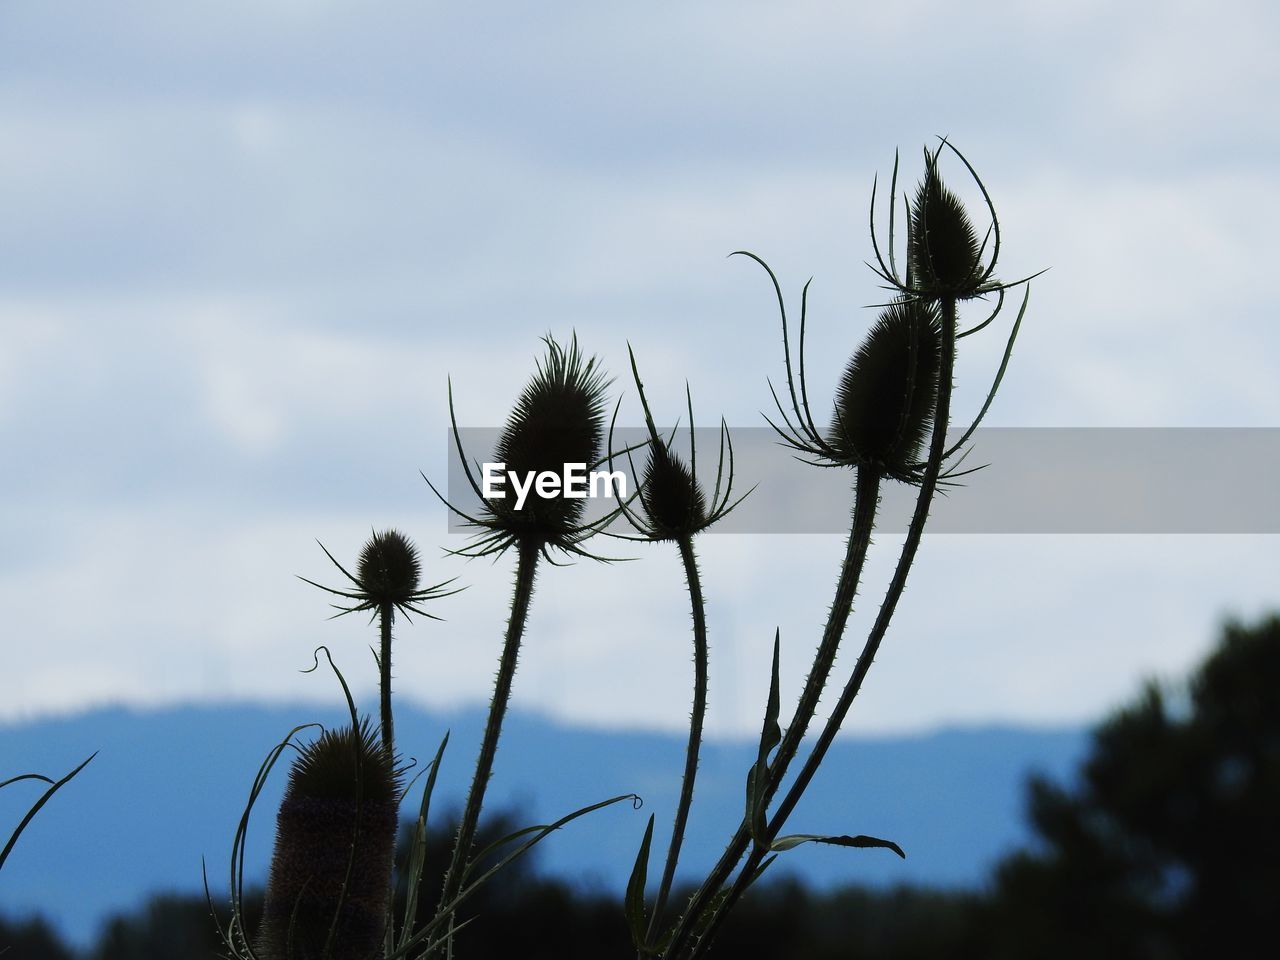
(399, 731, 449, 950)
(746, 630, 782, 845)
(770, 833, 906, 859)
(0, 752, 96, 873)
(625, 814, 656, 949)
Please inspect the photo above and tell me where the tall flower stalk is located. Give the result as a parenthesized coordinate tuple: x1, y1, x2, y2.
(213, 139, 1037, 960)
(425, 334, 614, 950)
(666, 142, 1034, 959)
(255, 719, 401, 960)
(301, 529, 459, 761)
(607, 347, 746, 952)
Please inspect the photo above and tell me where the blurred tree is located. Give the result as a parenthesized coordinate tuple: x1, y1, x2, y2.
(0, 914, 76, 960)
(981, 615, 1280, 959)
(12, 615, 1277, 958)
(91, 892, 260, 960)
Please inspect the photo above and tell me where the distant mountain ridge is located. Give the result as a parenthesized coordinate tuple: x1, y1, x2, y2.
(0, 703, 1087, 946)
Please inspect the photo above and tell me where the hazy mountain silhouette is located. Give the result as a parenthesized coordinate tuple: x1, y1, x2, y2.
(0, 704, 1085, 946)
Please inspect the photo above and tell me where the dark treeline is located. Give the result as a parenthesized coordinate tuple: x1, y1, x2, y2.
(4, 615, 1277, 958)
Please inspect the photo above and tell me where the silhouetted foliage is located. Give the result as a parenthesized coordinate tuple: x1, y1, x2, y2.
(713, 881, 984, 960)
(979, 614, 1280, 960)
(8, 615, 1277, 958)
(0, 914, 76, 960)
(91, 893, 262, 960)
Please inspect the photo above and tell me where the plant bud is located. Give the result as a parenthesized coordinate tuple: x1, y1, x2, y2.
(490, 335, 610, 543)
(256, 721, 400, 960)
(909, 150, 985, 298)
(830, 300, 942, 479)
(356, 529, 421, 608)
(639, 444, 708, 540)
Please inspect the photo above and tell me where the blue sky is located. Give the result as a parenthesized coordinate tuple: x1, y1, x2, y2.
(2, 0, 1279, 737)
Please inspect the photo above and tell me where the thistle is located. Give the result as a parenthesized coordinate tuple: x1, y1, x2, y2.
(301, 529, 459, 760)
(908, 147, 987, 299)
(434, 333, 614, 560)
(607, 346, 748, 950)
(256, 720, 401, 960)
(610, 345, 744, 545)
(829, 299, 942, 482)
(669, 148, 1035, 959)
(426, 333, 615, 954)
(638, 444, 706, 539)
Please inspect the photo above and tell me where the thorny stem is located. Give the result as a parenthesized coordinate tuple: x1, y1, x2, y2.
(431, 538, 541, 954)
(665, 465, 882, 958)
(380, 601, 395, 759)
(647, 536, 710, 946)
(687, 298, 959, 958)
(378, 597, 396, 960)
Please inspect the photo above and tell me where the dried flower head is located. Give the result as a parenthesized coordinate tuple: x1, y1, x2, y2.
(491, 335, 610, 539)
(356, 529, 421, 608)
(256, 719, 400, 960)
(287, 718, 401, 802)
(609, 346, 746, 543)
(301, 528, 459, 620)
(909, 148, 985, 299)
(868, 140, 1041, 307)
(829, 300, 942, 480)
(640, 444, 708, 539)
(434, 333, 619, 559)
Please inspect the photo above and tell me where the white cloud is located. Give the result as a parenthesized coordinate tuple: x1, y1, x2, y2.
(1, 0, 1278, 736)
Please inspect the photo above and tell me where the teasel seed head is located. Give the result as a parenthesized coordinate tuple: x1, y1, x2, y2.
(829, 299, 942, 481)
(256, 720, 401, 960)
(909, 148, 986, 299)
(487, 334, 611, 546)
(355, 529, 421, 609)
(639, 443, 708, 541)
(302, 529, 460, 621)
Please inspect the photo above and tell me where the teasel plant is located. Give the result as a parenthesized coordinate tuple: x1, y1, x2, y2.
(659, 141, 1037, 959)
(423, 332, 643, 954)
(253, 716, 403, 960)
(213, 648, 445, 960)
(300, 529, 462, 762)
(604, 345, 750, 955)
(212, 623, 635, 960)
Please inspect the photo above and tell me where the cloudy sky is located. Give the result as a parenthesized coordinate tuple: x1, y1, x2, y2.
(2, 0, 1278, 739)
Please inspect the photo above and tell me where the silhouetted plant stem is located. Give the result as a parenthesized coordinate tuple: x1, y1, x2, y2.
(764, 465, 881, 796)
(772, 296, 957, 825)
(647, 535, 710, 943)
(686, 299, 959, 958)
(379, 600, 395, 759)
(432, 537, 541, 951)
(665, 466, 881, 957)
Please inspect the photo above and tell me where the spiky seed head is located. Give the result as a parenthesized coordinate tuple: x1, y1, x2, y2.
(256, 720, 401, 960)
(909, 150, 985, 298)
(355, 529, 421, 609)
(830, 300, 942, 479)
(287, 718, 401, 802)
(639, 443, 707, 541)
(489, 335, 610, 544)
